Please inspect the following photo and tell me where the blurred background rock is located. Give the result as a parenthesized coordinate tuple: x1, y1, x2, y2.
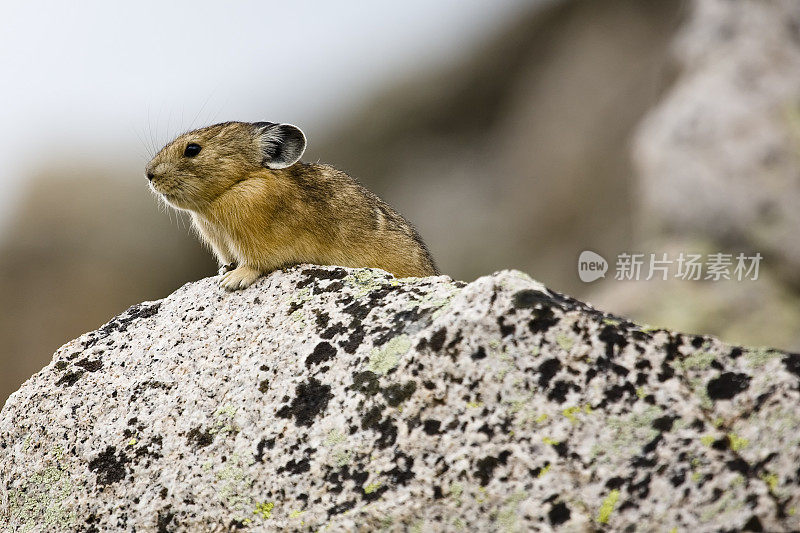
(2, 0, 799, 406)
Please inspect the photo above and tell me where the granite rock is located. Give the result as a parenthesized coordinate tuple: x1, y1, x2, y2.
(1, 265, 799, 531)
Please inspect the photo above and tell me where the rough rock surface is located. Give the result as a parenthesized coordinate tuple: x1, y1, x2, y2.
(1, 266, 799, 532)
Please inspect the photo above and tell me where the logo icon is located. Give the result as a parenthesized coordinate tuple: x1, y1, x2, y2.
(578, 250, 608, 282)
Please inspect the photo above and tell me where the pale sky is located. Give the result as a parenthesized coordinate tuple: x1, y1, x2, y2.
(0, 0, 532, 229)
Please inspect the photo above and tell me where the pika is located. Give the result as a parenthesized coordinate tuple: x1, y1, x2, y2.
(145, 121, 438, 290)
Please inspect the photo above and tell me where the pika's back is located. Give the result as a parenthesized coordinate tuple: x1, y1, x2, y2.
(145, 121, 437, 288)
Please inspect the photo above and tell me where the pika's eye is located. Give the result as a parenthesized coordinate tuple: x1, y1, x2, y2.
(184, 143, 202, 157)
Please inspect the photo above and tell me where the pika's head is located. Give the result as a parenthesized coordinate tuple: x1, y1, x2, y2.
(145, 121, 306, 211)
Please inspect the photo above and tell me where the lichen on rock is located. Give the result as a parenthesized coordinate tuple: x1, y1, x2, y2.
(1, 264, 799, 531)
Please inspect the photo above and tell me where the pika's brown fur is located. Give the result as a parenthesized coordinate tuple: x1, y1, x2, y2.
(145, 121, 438, 290)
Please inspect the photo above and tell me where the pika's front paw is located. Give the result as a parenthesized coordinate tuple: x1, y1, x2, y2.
(220, 265, 262, 291)
(218, 262, 237, 276)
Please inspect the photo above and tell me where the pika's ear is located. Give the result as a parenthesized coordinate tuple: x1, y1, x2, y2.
(253, 122, 306, 169)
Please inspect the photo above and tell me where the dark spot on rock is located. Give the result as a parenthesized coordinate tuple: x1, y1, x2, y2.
(187, 427, 213, 448)
(381, 381, 417, 407)
(670, 471, 686, 487)
(726, 458, 750, 476)
(729, 347, 743, 359)
(361, 405, 383, 430)
(258, 380, 270, 393)
(657, 362, 675, 382)
(602, 383, 637, 404)
(255, 438, 276, 463)
(528, 307, 558, 334)
(513, 289, 548, 309)
(276, 378, 333, 427)
(433, 486, 443, 499)
(477, 423, 494, 439)
(157, 508, 175, 533)
(691, 336, 705, 348)
(707, 372, 751, 400)
(351, 371, 381, 396)
(743, 515, 764, 532)
(471, 347, 487, 360)
(279, 457, 310, 475)
(320, 323, 346, 340)
(664, 335, 683, 362)
(327, 500, 356, 516)
(652, 415, 677, 432)
(88, 446, 128, 485)
(423, 419, 441, 435)
(548, 380, 577, 403)
(606, 477, 625, 489)
(475, 455, 500, 486)
(56, 370, 84, 387)
(338, 330, 364, 354)
(386, 451, 415, 486)
(135, 436, 163, 460)
(160, 487, 168, 499)
(302, 266, 348, 281)
(629, 473, 652, 498)
(497, 316, 515, 337)
(429, 328, 447, 352)
(373, 418, 398, 448)
(306, 342, 337, 367)
(362, 483, 389, 502)
(783, 353, 800, 378)
(548, 502, 571, 526)
(552, 441, 568, 457)
(598, 325, 629, 358)
(75, 358, 103, 372)
(96, 302, 161, 343)
(642, 435, 662, 454)
(422, 380, 436, 390)
(54, 361, 69, 371)
(537, 358, 561, 387)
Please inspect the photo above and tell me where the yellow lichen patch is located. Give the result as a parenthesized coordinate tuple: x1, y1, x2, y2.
(333, 449, 353, 467)
(253, 501, 274, 520)
(636, 387, 646, 399)
(676, 351, 716, 371)
(745, 347, 780, 368)
(324, 429, 346, 447)
(210, 405, 239, 436)
(700, 435, 715, 447)
(562, 404, 592, 423)
(346, 270, 399, 298)
(466, 401, 483, 409)
(555, 333, 574, 352)
(449, 483, 464, 506)
(367, 335, 410, 375)
(542, 437, 560, 446)
(535, 413, 548, 424)
(495, 491, 528, 532)
(364, 482, 382, 494)
(597, 489, 620, 524)
(727, 433, 749, 452)
(562, 406, 580, 423)
(760, 472, 779, 494)
(8, 463, 76, 531)
(289, 509, 305, 519)
(537, 463, 551, 478)
(127, 437, 137, 446)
